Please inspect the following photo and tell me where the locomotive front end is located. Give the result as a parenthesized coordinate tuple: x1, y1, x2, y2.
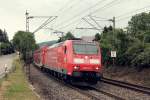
(69, 40, 102, 84)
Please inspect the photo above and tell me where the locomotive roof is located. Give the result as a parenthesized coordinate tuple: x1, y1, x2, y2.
(48, 40, 98, 49)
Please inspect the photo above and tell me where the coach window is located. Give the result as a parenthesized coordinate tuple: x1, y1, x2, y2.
(64, 46, 67, 54)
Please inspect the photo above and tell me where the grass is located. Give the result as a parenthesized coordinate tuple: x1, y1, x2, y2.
(0, 59, 39, 100)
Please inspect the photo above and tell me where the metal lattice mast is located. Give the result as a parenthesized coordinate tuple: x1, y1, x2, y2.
(25, 10, 29, 32)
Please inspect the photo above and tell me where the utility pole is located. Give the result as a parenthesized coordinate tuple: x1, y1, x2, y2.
(112, 17, 116, 49)
(25, 10, 29, 32)
(109, 17, 116, 66)
(113, 17, 115, 32)
(109, 16, 115, 31)
(25, 10, 57, 33)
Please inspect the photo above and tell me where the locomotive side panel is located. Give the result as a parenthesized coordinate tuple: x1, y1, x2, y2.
(44, 44, 66, 73)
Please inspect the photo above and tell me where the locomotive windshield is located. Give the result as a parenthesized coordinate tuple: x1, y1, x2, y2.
(73, 43, 98, 54)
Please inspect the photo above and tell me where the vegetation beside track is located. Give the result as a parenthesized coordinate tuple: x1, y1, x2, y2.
(0, 58, 39, 100)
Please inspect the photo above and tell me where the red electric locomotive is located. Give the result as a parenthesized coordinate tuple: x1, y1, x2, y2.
(34, 40, 102, 85)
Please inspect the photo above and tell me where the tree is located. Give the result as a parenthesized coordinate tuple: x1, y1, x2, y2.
(3, 29, 9, 42)
(57, 32, 75, 42)
(99, 12, 150, 69)
(0, 29, 9, 42)
(128, 12, 150, 36)
(94, 33, 101, 41)
(0, 29, 14, 55)
(13, 31, 37, 61)
(100, 28, 129, 66)
(126, 12, 150, 69)
(103, 26, 108, 33)
(102, 25, 113, 33)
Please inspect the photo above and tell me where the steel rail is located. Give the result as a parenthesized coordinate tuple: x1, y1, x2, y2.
(91, 86, 125, 100)
(101, 77, 150, 95)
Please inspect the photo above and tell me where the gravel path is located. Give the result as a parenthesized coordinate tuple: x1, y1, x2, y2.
(0, 54, 16, 78)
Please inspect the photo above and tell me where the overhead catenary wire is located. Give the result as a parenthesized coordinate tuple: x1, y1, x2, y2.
(89, 15, 109, 20)
(56, 0, 81, 16)
(116, 4, 150, 19)
(56, 0, 122, 30)
(33, 17, 52, 33)
(90, 0, 122, 15)
(88, 15, 103, 29)
(115, 4, 150, 22)
(82, 18, 101, 32)
(76, 27, 102, 31)
(116, 9, 150, 22)
(54, 0, 107, 29)
(49, 0, 84, 30)
(33, 16, 57, 33)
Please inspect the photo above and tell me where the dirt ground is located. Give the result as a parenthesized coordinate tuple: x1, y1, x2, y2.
(103, 66, 150, 87)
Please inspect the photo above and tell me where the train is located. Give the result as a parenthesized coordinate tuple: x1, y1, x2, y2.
(33, 40, 102, 85)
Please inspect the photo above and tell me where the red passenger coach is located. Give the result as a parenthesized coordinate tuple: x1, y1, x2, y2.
(34, 40, 102, 85)
(33, 46, 47, 67)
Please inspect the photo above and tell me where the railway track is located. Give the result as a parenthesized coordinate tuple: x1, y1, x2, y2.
(89, 86, 125, 100)
(46, 74, 124, 100)
(101, 77, 150, 95)
(33, 65, 124, 100)
(67, 85, 125, 100)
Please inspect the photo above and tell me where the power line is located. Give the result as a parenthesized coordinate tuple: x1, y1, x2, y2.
(90, 0, 122, 15)
(116, 9, 150, 22)
(76, 27, 102, 30)
(55, 0, 72, 14)
(90, 15, 109, 20)
(55, 0, 107, 29)
(33, 16, 57, 33)
(55, 0, 84, 20)
(33, 17, 53, 33)
(56, 0, 121, 30)
(116, 4, 150, 19)
(88, 15, 103, 29)
(50, 0, 84, 29)
(82, 18, 101, 32)
(56, 0, 80, 15)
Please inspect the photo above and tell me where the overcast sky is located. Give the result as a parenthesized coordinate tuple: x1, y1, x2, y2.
(0, 0, 150, 43)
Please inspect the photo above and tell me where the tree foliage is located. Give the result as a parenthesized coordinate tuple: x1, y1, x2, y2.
(57, 32, 76, 42)
(128, 12, 150, 35)
(0, 42, 14, 54)
(0, 29, 14, 55)
(126, 13, 150, 68)
(13, 31, 37, 60)
(0, 29, 9, 42)
(93, 33, 101, 41)
(95, 13, 150, 69)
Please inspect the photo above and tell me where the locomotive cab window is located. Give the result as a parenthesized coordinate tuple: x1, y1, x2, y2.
(73, 43, 98, 54)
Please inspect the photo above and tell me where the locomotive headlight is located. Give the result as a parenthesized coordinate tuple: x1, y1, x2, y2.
(74, 58, 84, 64)
(90, 59, 100, 64)
(96, 67, 99, 70)
(74, 66, 80, 70)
